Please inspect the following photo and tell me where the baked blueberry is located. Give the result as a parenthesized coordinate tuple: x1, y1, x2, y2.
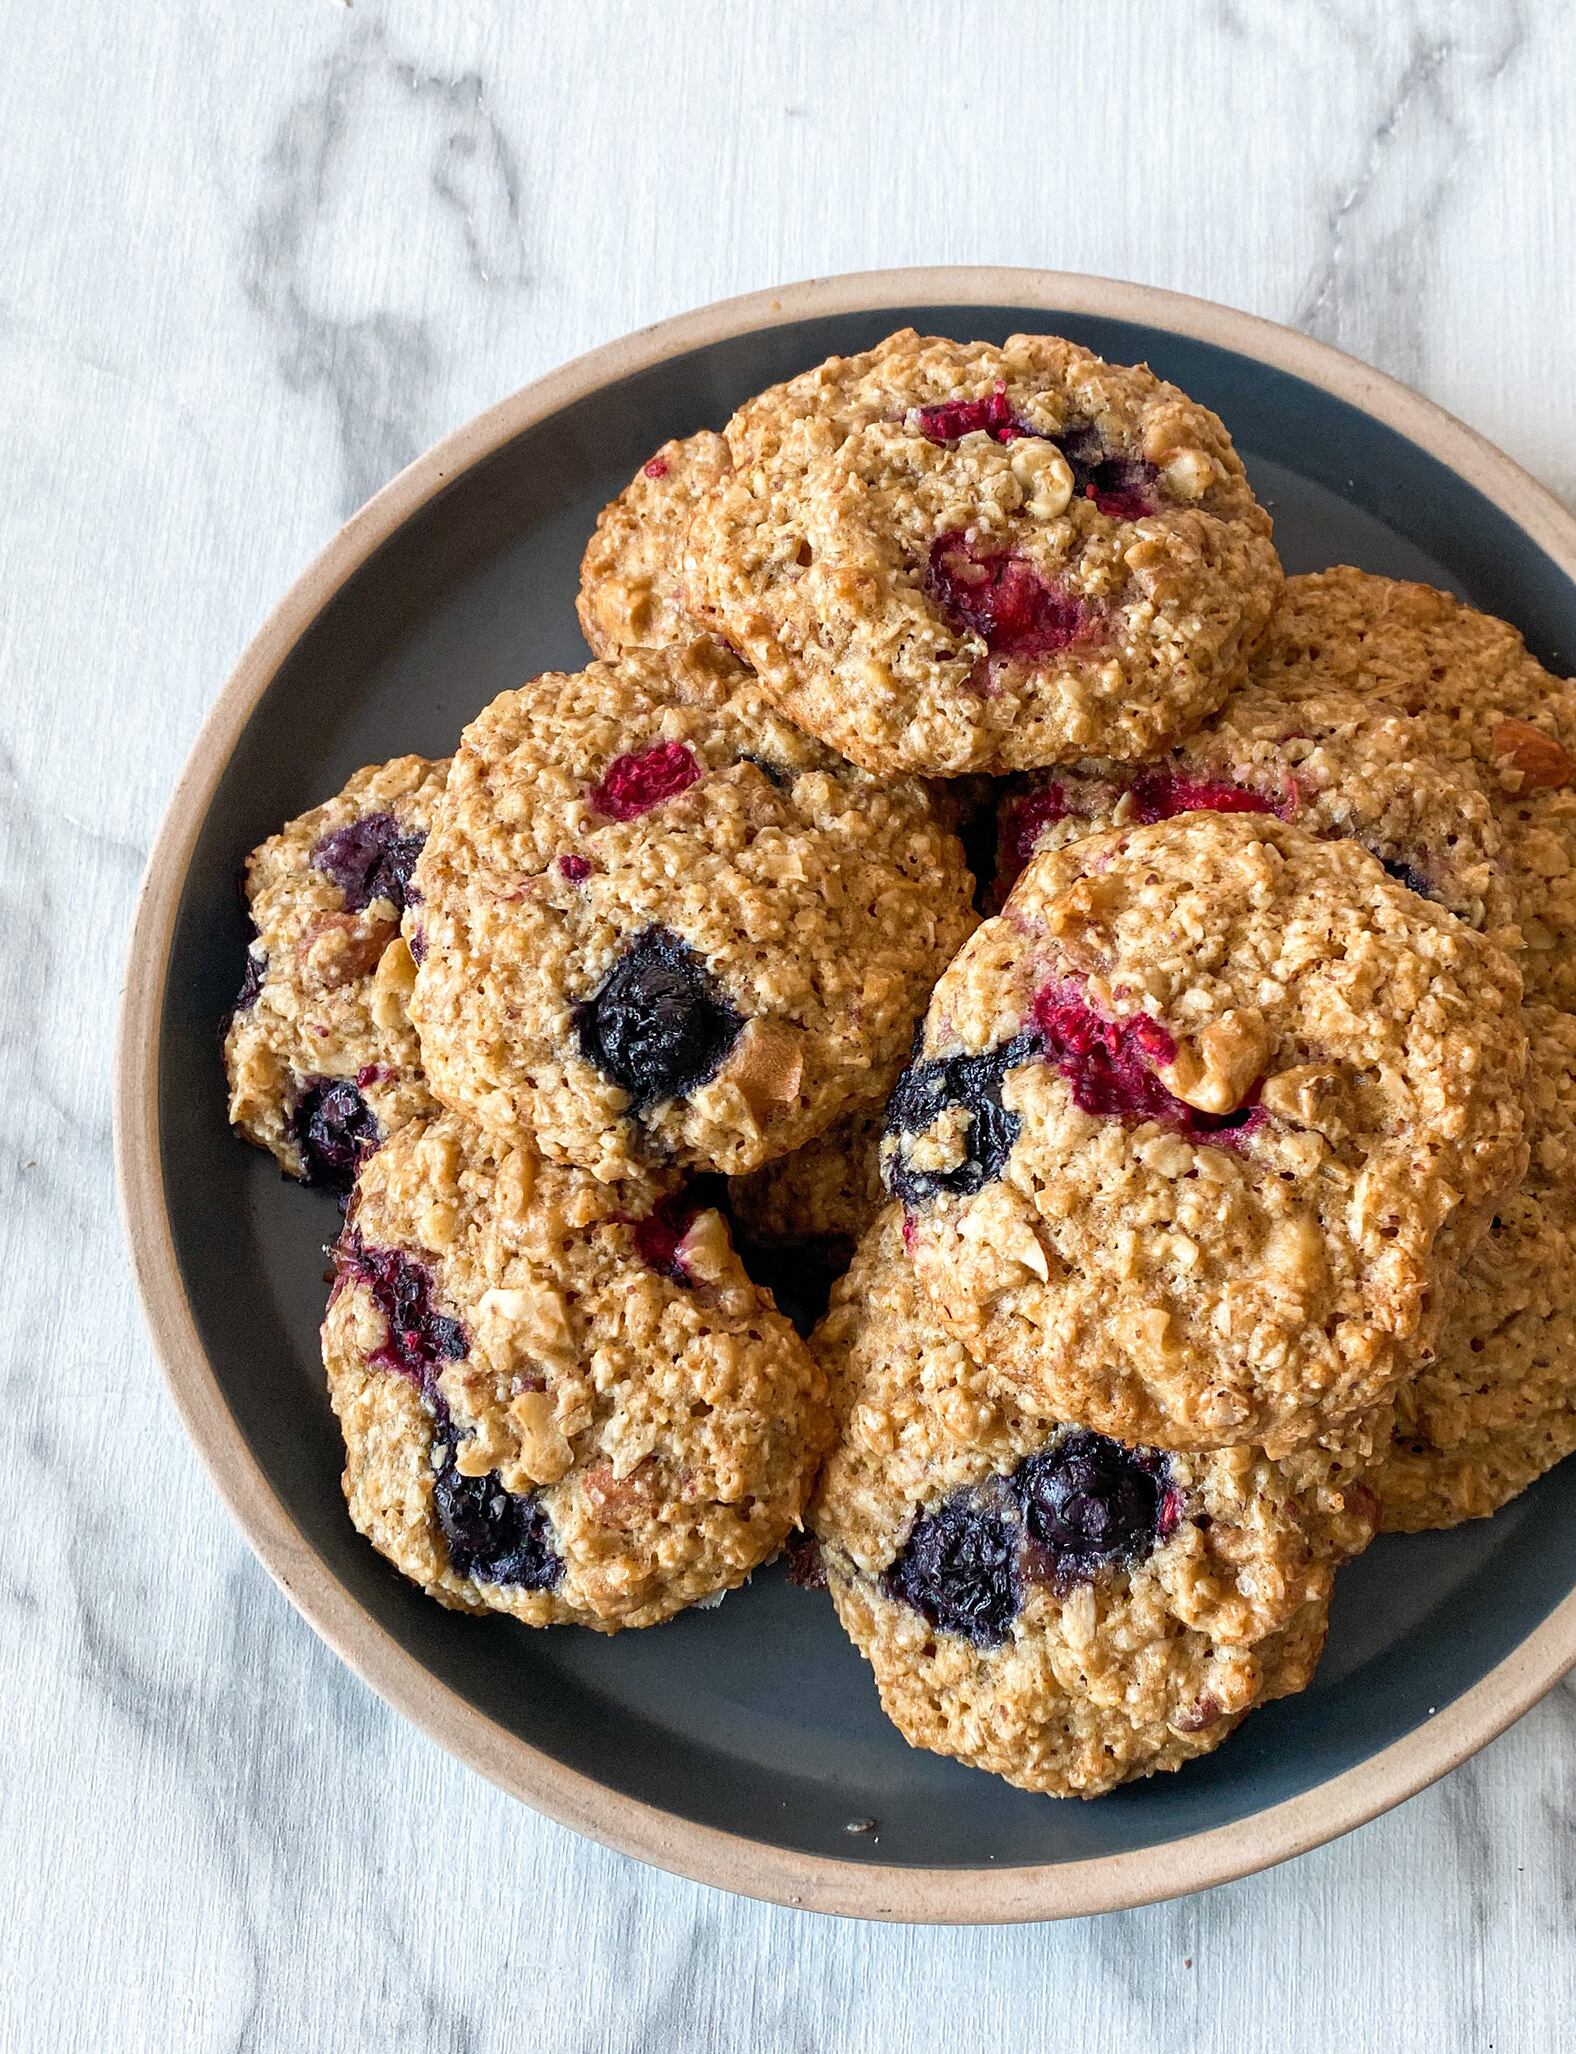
(575, 926, 744, 1116)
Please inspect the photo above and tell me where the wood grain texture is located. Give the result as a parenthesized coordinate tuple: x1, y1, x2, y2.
(4, 0, 1575, 2047)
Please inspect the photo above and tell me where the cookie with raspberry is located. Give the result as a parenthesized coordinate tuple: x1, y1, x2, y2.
(1252, 568, 1576, 1008)
(683, 329, 1282, 775)
(995, 681, 1517, 948)
(577, 431, 731, 658)
(323, 1112, 831, 1631)
(223, 755, 446, 1188)
(1376, 1005, 1576, 1530)
(810, 1209, 1382, 1796)
(409, 638, 976, 1180)
(884, 812, 1527, 1456)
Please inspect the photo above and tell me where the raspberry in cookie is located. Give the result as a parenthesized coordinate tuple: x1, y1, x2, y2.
(322, 1112, 831, 1630)
(1252, 568, 1576, 1008)
(884, 812, 1528, 1456)
(810, 1209, 1382, 1796)
(223, 756, 446, 1188)
(577, 431, 732, 658)
(408, 638, 977, 1180)
(1375, 1005, 1576, 1531)
(995, 681, 1517, 947)
(682, 329, 1282, 775)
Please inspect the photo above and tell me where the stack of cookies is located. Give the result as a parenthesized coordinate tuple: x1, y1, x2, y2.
(224, 330, 1576, 1798)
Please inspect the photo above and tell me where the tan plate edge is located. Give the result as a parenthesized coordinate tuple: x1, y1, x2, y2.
(115, 265, 1576, 1925)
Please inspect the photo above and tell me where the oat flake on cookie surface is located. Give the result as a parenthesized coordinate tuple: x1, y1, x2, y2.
(223, 754, 447, 1188)
(810, 1209, 1383, 1797)
(407, 637, 976, 1180)
(322, 1111, 831, 1631)
(681, 329, 1282, 776)
(1252, 567, 1576, 1009)
(883, 811, 1528, 1458)
(1375, 1004, 1576, 1531)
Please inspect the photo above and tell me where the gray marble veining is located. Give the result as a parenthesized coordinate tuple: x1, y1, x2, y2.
(3, 0, 1574, 2048)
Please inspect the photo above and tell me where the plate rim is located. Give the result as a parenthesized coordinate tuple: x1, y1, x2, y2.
(115, 264, 1576, 1924)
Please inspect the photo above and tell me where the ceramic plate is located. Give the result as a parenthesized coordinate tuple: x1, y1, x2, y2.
(117, 269, 1576, 1921)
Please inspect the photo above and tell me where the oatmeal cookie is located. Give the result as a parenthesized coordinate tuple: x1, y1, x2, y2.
(322, 1112, 831, 1631)
(995, 681, 1517, 947)
(1252, 568, 1576, 1007)
(683, 329, 1282, 776)
(577, 431, 731, 658)
(409, 638, 976, 1180)
(1375, 1005, 1576, 1530)
(223, 755, 446, 1187)
(884, 812, 1528, 1456)
(810, 1210, 1381, 1796)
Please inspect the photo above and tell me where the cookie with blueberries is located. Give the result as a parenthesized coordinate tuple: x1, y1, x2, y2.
(577, 431, 732, 659)
(1253, 568, 1576, 1009)
(994, 680, 1518, 949)
(681, 328, 1282, 776)
(323, 1111, 831, 1631)
(884, 811, 1528, 1457)
(1376, 1004, 1576, 1531)
(809, 1209, 1383, 1797)
(223, 755, 446, 1189)
(408, 637, 977, 1180)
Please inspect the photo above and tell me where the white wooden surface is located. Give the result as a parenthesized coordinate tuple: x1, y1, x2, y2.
(3, 1, 1574, 2046)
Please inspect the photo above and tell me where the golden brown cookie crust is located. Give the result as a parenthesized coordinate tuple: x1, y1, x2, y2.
(576, 431, 731, 658)
(323, 1113, 831, 1631)
(409, 639, 977, 1179)
(223, 755, 447, 1180)
(810, 1210, 1380, 1796)
(1376, 1004, 1576, 1531)
(683, 329, 1282, 776)
(997, 681, 1518, 947)
(886, 812, 1528, 1456)
(1253, 568, 1576, 1008)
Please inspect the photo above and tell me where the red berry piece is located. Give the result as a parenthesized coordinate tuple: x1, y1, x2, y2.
(1032, 982, 1263, 1142)
(925, 533, 1096, 660)
(588, 741, 702, 820)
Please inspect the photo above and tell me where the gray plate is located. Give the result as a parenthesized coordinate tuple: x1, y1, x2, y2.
(157, 301, 1576, 1873)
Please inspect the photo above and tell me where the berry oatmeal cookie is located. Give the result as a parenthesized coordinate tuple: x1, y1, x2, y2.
(682, 329, 1282, 776)
(1252, 568, 1576, 1008)
(223, 755, 446, 1189)
(809, 1209, 1382, 1796)
(883, 812, 1528, 1456)
(1375, 1005, 1576, 1531)
(322, 1112, 831, 1631)
(577, 430, 732, 659)
(408, 638, 977, 1180)
(994, 682, 1518, 947)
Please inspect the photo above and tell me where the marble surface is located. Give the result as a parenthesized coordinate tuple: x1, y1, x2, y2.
(4, 0, 1574, 2046)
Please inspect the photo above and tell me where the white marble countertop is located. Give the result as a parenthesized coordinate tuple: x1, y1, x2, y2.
(5, 1, 1574, 2046)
